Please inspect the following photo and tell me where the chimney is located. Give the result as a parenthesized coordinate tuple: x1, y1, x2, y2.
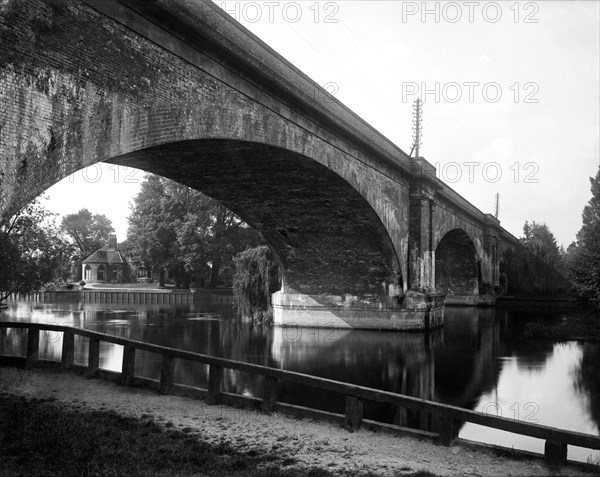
(109, 234, 117, 249)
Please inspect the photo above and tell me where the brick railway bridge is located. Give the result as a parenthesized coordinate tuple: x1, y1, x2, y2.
(0, 0, 519, 330)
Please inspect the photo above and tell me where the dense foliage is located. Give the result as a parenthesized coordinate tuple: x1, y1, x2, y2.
(521, 221, 561, 267)
(126, 175, 261, 287)
(232, 245, 280, 323)
(60, 208, 115, 280)
(500, 220, 570, 296)
(0, 198, 72, 301)
(567, 168, 600, 308)
(501, 245, 571, 296)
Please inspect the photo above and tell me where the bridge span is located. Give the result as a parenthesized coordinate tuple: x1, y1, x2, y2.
(0, 0, 519, 329)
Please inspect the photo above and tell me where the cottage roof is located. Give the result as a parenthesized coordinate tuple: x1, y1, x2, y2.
(82, 244, 127, 264)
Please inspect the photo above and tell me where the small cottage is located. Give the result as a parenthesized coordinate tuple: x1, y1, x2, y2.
(82, 235, 129, 283)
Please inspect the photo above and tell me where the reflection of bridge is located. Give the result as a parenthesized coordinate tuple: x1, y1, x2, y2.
(0, 0, 518, 329)
(269, 309, 501, 430)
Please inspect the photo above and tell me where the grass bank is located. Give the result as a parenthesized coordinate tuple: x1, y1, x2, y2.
(0, 393, 435, 477)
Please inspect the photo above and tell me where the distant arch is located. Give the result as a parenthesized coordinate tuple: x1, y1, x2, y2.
(435, 229, 479, 300)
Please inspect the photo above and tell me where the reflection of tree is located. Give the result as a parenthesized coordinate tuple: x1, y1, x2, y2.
(498, 308, 560, 371)
(38, 329, 63, 361)
(126, 307, 276, 395)
(574, 343, 600, 431)
(0, 328, 26, 357)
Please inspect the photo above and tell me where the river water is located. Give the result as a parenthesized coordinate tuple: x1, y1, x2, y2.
(1, 298, 599, 464)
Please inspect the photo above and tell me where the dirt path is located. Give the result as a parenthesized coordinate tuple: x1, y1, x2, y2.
(0, 367, 592, 477)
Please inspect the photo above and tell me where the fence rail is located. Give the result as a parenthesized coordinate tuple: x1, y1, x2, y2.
(1, 321, 598, 467)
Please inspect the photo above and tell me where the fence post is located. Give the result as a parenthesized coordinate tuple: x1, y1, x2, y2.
(206, 365, 223, 405)
(159, 355, 174, 393)
(439, 415, 456, 446)
(87, 337, 100, 377)
(344, 396, 363, 432)
(261, 376, 278, 414)
(61, 331, 75, 369)
(544, 440, 567, 467)
(121, 345, 136, 386)
(25, 326, 39, 369)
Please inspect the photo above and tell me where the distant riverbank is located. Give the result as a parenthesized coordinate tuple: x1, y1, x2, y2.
(519, 309, 600, 342)
(4, 286, 234, 307)
(494, 295, 600, 342)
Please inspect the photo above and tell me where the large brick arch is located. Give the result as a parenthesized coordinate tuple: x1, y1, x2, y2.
(0, 0, 406, 299)
(108, 139, 402, 297)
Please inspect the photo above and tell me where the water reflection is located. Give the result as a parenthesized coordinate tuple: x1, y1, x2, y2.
(574, 342, 600, 435)
(270, 326, 441, 428)
(1, 299, 599, 463)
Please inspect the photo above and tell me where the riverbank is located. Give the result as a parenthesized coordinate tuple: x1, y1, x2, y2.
(519, 309, 600, 342)
(0, 367, 593, 477)
(3, 287, 234, 307)
(82, 283, 234, 295)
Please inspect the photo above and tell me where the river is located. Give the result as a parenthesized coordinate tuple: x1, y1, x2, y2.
(1, 297, 599, 464)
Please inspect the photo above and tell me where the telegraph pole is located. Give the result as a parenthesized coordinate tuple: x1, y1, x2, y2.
(494, 193, 500, 219)
(410, 98, 422, 157)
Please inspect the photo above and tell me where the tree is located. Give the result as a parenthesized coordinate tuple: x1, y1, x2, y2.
(500, 220, 570, 295)
(60, 209, 114, 280)
(569, 167, 600, 308)
(61, 208, 114, 257)
(200, 202, 262, 288)
(127, 176, 177, 287)
(521, 221, 561, 267)
(0, 198, 73, 302)
(233, 245, 280, 322)
(127, 175, 261, 288)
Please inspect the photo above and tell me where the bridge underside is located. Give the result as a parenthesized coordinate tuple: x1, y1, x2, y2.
(111, 139, 400, 296)
(110, 140, 442, 330)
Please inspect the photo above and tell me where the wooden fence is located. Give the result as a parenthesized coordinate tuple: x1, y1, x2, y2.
(1, 321, 598, 468)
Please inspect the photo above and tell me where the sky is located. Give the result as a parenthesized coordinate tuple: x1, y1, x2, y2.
(43, 0, 600, 247)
